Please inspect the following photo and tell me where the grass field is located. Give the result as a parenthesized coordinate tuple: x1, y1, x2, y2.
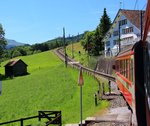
(0, 50, 108, 125)
(66, 42, 99, 69)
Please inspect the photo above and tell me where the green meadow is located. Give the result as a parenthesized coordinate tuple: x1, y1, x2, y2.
(66, 42, 99, 69)
(0, 50, 108, 125)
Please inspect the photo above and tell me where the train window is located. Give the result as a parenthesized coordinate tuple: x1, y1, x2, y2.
(117, 60, 119, 71)
(130, 59, 133, 82)
(129, 60, 132, 81)
(120, 60, 122, 73)
(122, 60, 125, 76)
(120, 60, 123, 74)
(125, 60, 126, 77)
(117, 61, 119, 72)
(123, 60, 125, 76)
(124, 59, 127, 77)
(119, 60, 121, 73)
(120, 60, 122, 74)
(122, 60, 124, 76)
(115, 60, 119, 71)
(127, 59, 130, 80)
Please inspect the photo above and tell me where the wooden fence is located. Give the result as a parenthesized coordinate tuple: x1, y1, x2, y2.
(0, 111, 61, 126)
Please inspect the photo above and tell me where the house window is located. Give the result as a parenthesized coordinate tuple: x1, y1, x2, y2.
(106, 41, 110, 46)
(109, 34, 111, 38)
(122, 27, 133, 34)
(119, 19, 127, 26)
(113, 31, 119, 36)
(113, 40, 118, 45)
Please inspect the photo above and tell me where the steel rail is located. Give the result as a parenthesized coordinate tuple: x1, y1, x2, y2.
(54, 48, 116, 82)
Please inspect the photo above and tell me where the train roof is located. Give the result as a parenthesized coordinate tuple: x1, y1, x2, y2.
(116, 44, 135, 58)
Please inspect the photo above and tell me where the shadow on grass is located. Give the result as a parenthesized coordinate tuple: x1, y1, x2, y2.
(0, 73, 30, 81)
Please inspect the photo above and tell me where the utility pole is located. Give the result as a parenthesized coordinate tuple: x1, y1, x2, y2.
(77, 32, 80, 42)
(78, 67, 84, 126)
(87, 41, 89, 67)
(118, 21, 121, 52)
(119, 1, 122, 9)
(71, 36, 74, 58)
(63, 27, 67, 68)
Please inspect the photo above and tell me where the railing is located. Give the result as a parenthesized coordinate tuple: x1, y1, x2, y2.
(55, 48, 115, 82)
(0, 111, 61, 126)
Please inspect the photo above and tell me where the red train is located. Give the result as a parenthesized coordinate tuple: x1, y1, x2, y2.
(113, 0, 150, 125)
(114, 40, 150, 126)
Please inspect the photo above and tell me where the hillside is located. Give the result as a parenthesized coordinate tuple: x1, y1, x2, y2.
(0, 50, 108, 125)
(66, 42, 99, 69)
(45, 33, 84, 45)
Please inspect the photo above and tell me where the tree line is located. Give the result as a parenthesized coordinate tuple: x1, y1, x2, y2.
(0, 25, 84, 62)
(0, 40, 62, 62)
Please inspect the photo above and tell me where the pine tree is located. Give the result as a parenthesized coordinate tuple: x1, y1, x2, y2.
(95, 8, 111, 52)
(99, 8, 111, 37)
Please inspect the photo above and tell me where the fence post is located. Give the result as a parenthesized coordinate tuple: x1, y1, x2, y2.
(38, 111, 41, 121)
(59, 111, 62, 126)
(94, 93, 97, 106)
(20, 119, 23, 126)
(97, 90, 99, 100)
(102, 83, 105, 95)
(98, 81, 101, 99)
(108, 80, 111, 95)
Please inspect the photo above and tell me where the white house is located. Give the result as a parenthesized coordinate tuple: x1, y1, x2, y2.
(103, 9, 145, 56)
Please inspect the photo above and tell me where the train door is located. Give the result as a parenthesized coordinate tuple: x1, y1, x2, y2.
(134, 41, 147, 126)
(143, 41, 150, 126)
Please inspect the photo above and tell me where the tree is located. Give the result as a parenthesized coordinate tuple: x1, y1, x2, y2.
(99, 8, 111, 37)
(12, 50, 22, 58)
(0, 24, 7, 57)
(81, 31, 95, 55)
(95, 8, 111, 52)
(91, 28, 103, 55)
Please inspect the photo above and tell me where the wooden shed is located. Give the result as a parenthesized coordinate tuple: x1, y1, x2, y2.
(5, 59, 28, 77)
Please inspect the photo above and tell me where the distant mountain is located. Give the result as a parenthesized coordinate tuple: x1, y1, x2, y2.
(6, 39, 26, 49)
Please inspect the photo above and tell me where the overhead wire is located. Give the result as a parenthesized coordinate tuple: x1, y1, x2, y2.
(134, 0, 138, 10)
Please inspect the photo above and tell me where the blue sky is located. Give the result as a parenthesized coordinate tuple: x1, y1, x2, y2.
(0, 0, 147, 44)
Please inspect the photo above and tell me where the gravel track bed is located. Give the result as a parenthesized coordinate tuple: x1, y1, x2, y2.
(93, 122, 129, 126)
(91, 82, 131, 126)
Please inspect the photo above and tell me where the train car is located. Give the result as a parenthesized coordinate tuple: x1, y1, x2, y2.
(114, 40, 150, 126)
(143, 40, 150, 126)
(114, 0, 150, 125)
(114, 45, 134, 110)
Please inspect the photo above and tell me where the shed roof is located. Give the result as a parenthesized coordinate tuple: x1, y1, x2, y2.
(5, 59, 28, 67)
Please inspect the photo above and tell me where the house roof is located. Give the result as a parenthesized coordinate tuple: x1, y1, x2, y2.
(5, 59, 28, 67)
(121, 9, 145, 29)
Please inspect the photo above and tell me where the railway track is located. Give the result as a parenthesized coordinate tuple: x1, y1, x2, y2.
(54, 47, 132, 126)
(54, 47, 115, 82)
